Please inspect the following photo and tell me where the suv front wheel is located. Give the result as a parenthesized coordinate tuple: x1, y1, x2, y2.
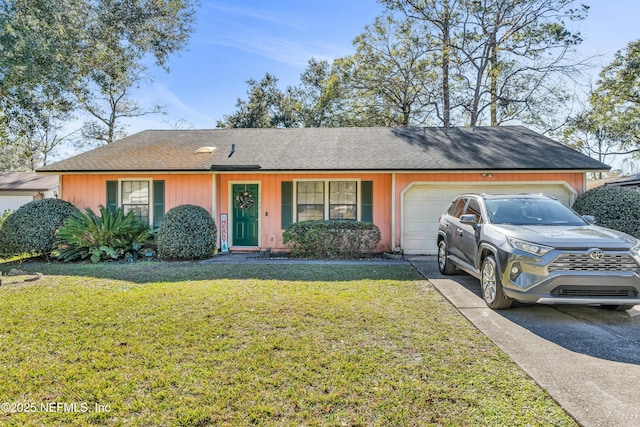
(480, 256, 512, 309)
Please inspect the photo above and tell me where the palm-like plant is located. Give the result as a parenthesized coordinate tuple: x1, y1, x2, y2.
(57, 205, 151, 262)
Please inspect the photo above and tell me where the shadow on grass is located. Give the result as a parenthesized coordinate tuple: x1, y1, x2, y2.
(0, 259, 424, 283)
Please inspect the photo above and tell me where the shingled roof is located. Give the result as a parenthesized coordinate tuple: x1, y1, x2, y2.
(38, 126, 610, 173)
(0, 172, 59, 191)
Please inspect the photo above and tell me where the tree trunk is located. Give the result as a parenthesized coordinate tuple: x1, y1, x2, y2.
(489, 31, 498, 126)
(441, 1, 451, 127)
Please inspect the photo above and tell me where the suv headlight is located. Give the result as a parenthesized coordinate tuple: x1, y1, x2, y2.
(508, 237, 553, 256)
(632, 239, 640, 257)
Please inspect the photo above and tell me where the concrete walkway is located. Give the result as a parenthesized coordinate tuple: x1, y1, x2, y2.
(407, 255, 640, 427)
(203, 252, 409, 266)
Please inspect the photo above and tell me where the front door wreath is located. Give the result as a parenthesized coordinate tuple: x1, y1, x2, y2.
(236, 191, 255, 209)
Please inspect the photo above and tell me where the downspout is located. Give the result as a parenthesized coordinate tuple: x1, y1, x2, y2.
(211, 173, 217, 244)
(391, 173, 398, 253)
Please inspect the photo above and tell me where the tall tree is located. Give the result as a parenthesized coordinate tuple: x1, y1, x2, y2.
(0, 1, 78, 171)
(464, 0, 587, 127)
(216, 74, 300, 129)
(75, 63, 163, 146)
(380, 0, 588, 127)
(563, 105, 619, 179)
(4, 94, 76, 169)
(294, 58, 348, 127)
(381, 0, 460, 126)
(338, 14, 439, 126)
(1, 0, 197, 158)
(588, 39, 640, 156)
(72, 0, 196, 144)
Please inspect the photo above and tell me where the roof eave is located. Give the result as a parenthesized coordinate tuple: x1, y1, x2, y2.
(37, 166, 611, 174)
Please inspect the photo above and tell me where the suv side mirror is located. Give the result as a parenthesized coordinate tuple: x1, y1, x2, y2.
(582, 215, 596, 224)
(460, 214, 478, 225)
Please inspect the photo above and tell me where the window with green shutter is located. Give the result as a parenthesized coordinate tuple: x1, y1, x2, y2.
(361, 181, 373, 222)
(153, 181, 165, 228)
(281, 181, 293, 228)
(106, 181, 118, 213)
(105, 179, 164, 227)
(284, 180, 373, 225)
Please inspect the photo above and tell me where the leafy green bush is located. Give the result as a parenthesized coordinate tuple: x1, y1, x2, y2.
(572, 185, 640, 238)
(283, 220, 382, 259)
(156, 204, 217, 260)
(0, 198, 78, 259)
(57, 206, 151, 263)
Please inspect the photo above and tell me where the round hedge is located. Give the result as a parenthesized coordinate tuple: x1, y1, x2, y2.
(0, 198, 78, 258)
(156, 204, 217, 260)
(572, 185, 640, 238)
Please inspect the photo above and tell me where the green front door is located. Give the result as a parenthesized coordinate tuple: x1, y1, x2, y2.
(232, 183, 259, 247)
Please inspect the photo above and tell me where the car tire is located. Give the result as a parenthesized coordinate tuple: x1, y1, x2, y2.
(601, 304, 635, 311)
(480, 255, 512, 309)
(437, 240, 457, 275)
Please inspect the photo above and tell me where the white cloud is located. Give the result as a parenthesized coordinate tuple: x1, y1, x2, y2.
(198, 2, 353, 67)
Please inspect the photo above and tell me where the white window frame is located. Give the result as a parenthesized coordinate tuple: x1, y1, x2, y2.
(293, 178, 362, 222)
(117, 178, 155, 227)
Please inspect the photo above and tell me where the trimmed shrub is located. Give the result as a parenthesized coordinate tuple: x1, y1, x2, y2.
(57, 206, 151, 263)
(0, 198, 78, 259)
(572, 185, 640, 238)
(156, 204, 217, 260)
(283, 220, 382, 259)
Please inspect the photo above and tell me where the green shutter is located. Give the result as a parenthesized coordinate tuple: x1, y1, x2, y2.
(281, 181, 293, 228)
(361, 181, 373, 222)
(153, 180, 165, 228)
(106, 181, 118, 213)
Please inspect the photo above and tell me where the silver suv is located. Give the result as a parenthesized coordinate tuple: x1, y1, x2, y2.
(437, 194, 640, 310)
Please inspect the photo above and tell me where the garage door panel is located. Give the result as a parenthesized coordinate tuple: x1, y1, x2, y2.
(402, 183, 575, 255)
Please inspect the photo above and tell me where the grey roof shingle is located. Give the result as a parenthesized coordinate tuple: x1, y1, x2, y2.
(37, 126, 610, 172)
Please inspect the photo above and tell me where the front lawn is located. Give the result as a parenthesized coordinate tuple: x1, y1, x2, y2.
(0, 261, 576, 426)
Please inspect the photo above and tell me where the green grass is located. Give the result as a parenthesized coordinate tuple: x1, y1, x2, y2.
(0, 261, 577, 426)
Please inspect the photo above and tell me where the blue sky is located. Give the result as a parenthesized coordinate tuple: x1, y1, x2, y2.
(116, 1, 640, 134)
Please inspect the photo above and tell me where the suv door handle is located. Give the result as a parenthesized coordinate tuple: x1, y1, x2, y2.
(457, 229, 464, 236)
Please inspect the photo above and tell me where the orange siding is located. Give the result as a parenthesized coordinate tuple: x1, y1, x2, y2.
(219, 173, 393, 252)
(61, 174, 213, 213)
(61, 171, 584, 253)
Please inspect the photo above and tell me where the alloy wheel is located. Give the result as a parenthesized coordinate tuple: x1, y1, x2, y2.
(482, 260, 497, 303)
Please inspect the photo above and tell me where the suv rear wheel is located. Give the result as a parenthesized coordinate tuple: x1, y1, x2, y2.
(480, 255, 512, 309)
(437, 240, 457, 275)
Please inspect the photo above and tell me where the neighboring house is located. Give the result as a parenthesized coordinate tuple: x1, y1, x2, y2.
(37, 126, 609, 255)
(605, 173, 640, 191)
(0, 172, 60, 214)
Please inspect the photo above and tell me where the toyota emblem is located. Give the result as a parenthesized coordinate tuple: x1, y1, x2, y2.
(589, 249, 605, 261)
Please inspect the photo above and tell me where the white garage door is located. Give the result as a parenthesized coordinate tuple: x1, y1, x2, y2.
(0, 194, 34, 214)
(402, 182, 577, 255)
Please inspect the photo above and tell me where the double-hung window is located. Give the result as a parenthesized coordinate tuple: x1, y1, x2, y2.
(295, 180, 359, 221)
(121, 181, 150, 224)
(107, 179, 165, 227)
(297, 181, 325, 221)
(329, 181, 357, 220)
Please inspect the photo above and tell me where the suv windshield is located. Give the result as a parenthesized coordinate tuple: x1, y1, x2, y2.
(485, 198, 586, 226)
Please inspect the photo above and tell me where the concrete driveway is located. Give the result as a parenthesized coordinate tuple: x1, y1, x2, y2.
(408, 256, 640, 427)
